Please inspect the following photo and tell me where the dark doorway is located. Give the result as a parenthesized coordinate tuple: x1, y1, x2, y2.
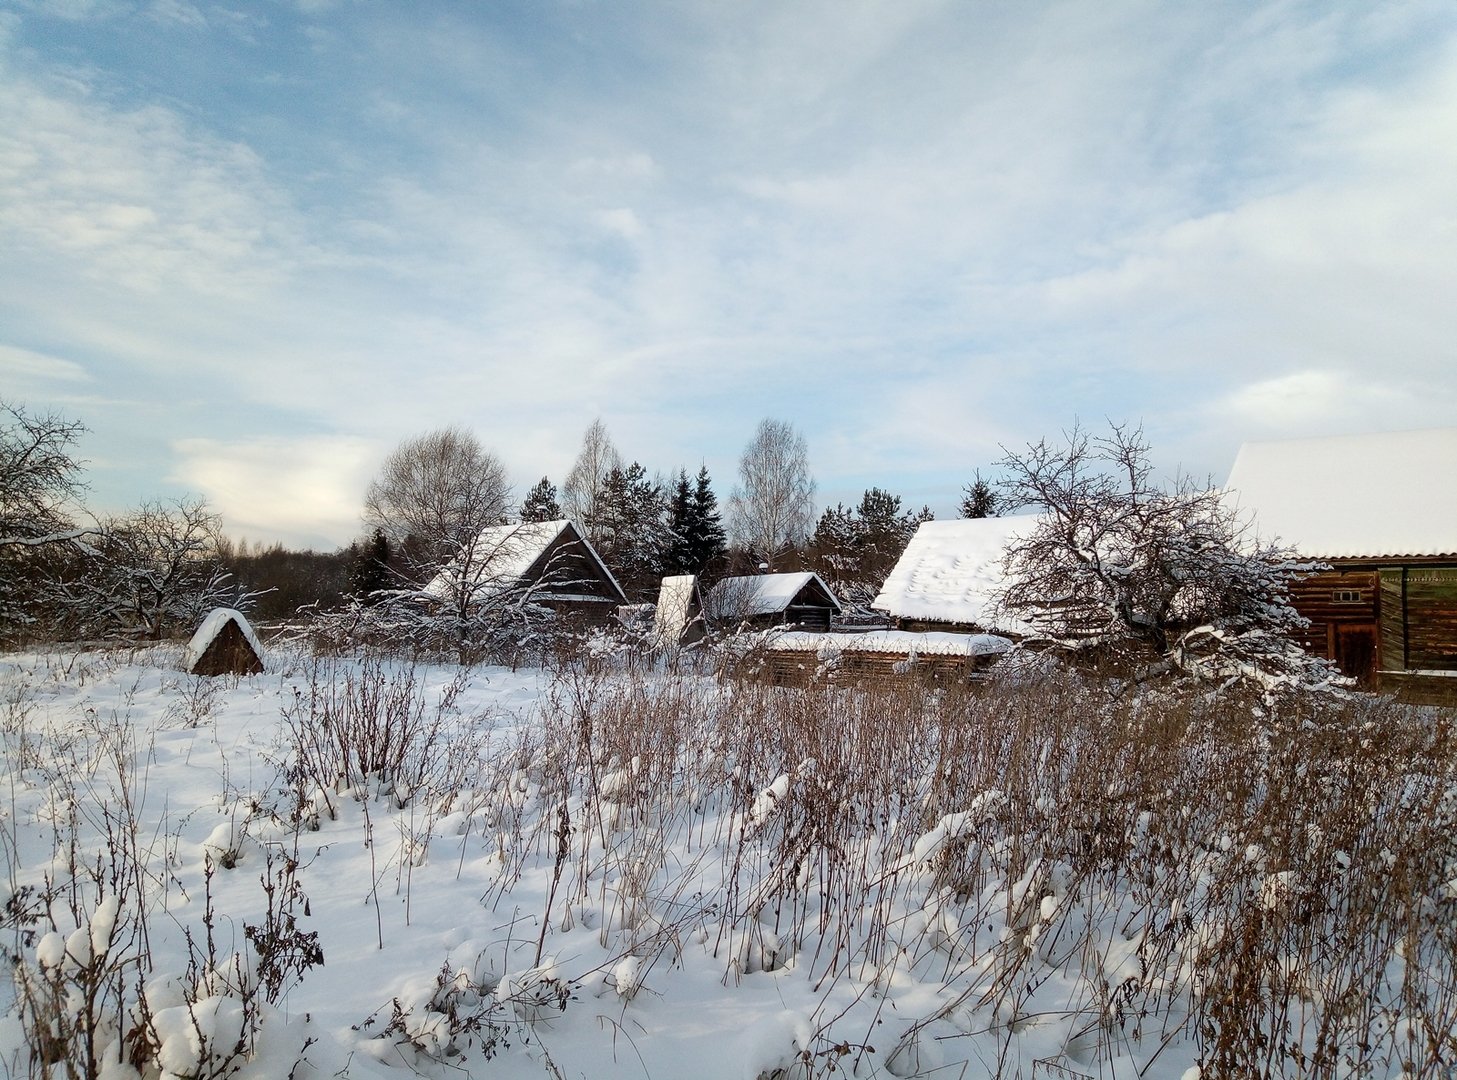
(1332, 622, 1379, 685)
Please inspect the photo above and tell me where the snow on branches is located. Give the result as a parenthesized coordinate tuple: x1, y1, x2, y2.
(993, 422, 1336, 691)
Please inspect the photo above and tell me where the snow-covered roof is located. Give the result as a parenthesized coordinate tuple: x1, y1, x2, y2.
(1224, 429, 1457, 559)
(184, 608, 264, 670)
(872, 515, 1039, 632)
(708, 572, 841, 616)
(653, 575, 701, 643)
(765, 630, 1012, 658)
(424, 519, 625, 603)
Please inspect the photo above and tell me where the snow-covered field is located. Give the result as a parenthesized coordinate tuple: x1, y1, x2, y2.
(2, 645, 1455, 1079)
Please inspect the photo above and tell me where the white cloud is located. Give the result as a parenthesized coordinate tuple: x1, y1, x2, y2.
(169, 436, 378, 548)
(0, 344, 90, 384)
(0, 71, 305, 298)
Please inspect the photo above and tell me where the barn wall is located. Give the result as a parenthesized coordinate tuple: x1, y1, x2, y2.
(1288, 570, 1379, 657)
(1379, 566, 1457, 674)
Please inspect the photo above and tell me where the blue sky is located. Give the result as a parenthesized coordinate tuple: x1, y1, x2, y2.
(3, 0, 1455, 549)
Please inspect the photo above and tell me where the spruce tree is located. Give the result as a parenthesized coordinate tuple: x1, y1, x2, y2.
(664, 469, 696, 575)
(960, 471, 1000, 518)
(686, 466, 727, 577)
(350, 528, 392, 603)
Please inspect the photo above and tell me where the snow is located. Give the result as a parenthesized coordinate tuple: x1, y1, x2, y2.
(708, 571, 841, 617)
(765, 629, 1012, 657)
(184, 607, 265, 669)
(872, 515, 1040, 631)
(1224, 428, 1457, 558)
(0, 645, 1443, 1079)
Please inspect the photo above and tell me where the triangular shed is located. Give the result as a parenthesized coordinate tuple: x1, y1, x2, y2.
(185, 608, 265, 676)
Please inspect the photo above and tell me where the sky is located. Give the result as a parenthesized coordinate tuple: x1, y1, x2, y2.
(2, 0, 1455, 550)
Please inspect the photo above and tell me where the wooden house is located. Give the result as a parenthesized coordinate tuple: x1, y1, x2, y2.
(1225, 429, 1457, 703)
(426, 519, 626, 625)
(706, 572, 841, 632)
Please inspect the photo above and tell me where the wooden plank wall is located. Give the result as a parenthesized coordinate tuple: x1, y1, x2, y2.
(1288, 570, 1379, 657)
(1401, 567, 1457, 671)
(753, 648, 998, 689)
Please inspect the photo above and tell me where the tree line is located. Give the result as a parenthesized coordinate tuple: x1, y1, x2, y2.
(0, 400, 1002, 645)
(3, 397, 1331, 689)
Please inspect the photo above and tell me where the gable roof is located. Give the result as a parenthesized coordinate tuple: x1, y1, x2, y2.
(185, 607, 265, 675)
(872, 515, 1039, 632)
(708, 572, 842, 617)
(1224, 429, 1457, 559)
(424, 519, 626, 604)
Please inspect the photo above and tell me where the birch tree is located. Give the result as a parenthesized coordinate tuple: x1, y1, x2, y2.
(727, 418, 816, 571)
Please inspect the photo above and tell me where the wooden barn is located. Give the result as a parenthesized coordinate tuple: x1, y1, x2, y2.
(706, 572, 841, 632)
(426, 519, 626, 625)
(1225, 429, 1457, 703)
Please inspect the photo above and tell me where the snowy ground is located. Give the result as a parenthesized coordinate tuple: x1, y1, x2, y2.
(1, 645, 1454, 1079)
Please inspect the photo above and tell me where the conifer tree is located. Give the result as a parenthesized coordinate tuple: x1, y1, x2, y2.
(686, 466, 727, 577)
(350, 528, 392, 603)
(664, 469, 696, 576)
(520, 476, 562, 523)
(596, 462, 671, 600)
(960, 471, 1000, 518)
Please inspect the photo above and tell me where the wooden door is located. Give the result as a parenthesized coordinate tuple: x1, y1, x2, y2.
(1332, 622, 1379, 686)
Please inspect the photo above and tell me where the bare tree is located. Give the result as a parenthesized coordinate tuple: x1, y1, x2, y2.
(1, 399, 90, 549)
(363, 427, 511, 582)
(728, 418, 816, 571)
(993, 422, 1329, 689)
(50, 497, 234, 641)
(1, 400, 93, 641)
(561, 418, 621, 543)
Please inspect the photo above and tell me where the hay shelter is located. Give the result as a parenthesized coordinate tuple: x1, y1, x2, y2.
(185, 608, 265, 676)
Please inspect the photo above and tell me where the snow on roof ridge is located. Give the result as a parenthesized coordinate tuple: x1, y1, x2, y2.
(184, 607, 264, 670)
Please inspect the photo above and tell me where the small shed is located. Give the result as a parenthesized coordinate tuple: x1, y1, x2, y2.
(1225, 428, 1457, 702)
(706, 572, 842, 632)
(426, 519, 627, 625)
(654, 574, 707, 646)
(185, 608, 265, 676)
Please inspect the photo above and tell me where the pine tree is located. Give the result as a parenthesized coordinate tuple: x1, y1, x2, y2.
(809, 488, 931, 606)
(520, 476, 562, 522)
(596, 462, 671, 600)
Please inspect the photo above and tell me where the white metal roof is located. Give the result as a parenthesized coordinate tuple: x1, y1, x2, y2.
(1224, 429, 1457, 559)
(424, 519, 625, 603)
(708, 572, 841, 616)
